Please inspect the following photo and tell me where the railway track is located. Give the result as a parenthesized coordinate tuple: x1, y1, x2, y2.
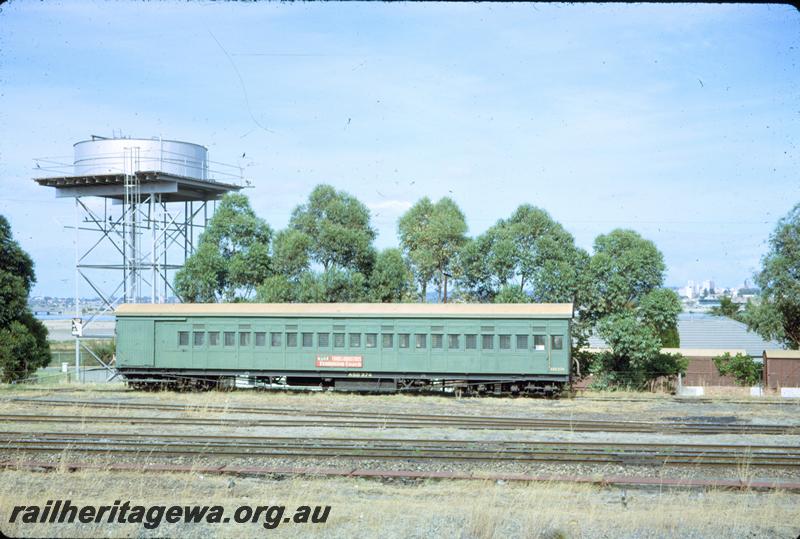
(1, 431, 798, 467)
(1, 412, 797, 435)
(574, 396, 799, 406)
(11, 389, 798, 407)
(4, 398, 798, 434)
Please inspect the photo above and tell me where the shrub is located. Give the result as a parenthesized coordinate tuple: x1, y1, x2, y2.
(712, 352, 762, 386)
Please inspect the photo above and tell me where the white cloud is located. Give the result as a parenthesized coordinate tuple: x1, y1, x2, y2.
(367, 199, 413, 214)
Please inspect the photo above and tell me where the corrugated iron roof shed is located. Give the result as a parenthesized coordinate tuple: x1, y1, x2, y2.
(115, 303, 574, 319)
(582, 347, 746, 357)
(764, 350, 800, 359)
(661, 348, 747, 357)
(588, 315, 783, 357)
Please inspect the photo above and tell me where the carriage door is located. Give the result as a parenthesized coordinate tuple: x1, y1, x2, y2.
(118, 319, 155, 367)
(547, 321, 568, 374)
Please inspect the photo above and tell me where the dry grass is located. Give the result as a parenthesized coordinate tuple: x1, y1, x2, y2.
(0, 469, 798, 538)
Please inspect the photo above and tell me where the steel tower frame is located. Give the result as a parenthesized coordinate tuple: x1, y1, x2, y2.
(35, 142, 243, 382)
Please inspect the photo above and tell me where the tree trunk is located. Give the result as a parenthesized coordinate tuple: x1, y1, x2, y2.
(443, 274, 448, 304)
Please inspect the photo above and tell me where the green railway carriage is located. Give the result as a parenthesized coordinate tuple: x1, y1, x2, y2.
(115, 303, 573, 394)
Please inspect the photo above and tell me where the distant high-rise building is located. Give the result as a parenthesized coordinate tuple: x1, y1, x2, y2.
(684, 280, 695, 299)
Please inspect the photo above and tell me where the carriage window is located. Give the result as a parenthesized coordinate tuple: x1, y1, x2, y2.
(239, 332, 250, 346)
(448, 334, 460, 349)
(482, 334, 494, 350)
(366, 333, 377, 348)
(499, 335, 511, 350)
(465, 334, 477, 349)
(382, 334, 393, 348)
(533, 335, 546, 351)
(432, 334, 443, 349)
(399, 333, 410, 348)
(334, 333, 345, 348)
(255, 332, 266, 346)
(318, 333, 330, 347)
(286, 332, 297, 347)
(193, 332, 205, 346)
(516, 335, 528, 349)
(349, 333, 361, 348)
(302, 332, 313, 347)
(415, 334, 427, 349)
(271, 332, 282, 347)
(178, 331, 189, 346)
(224, 332, 235, 346)
(208, 331, 220, 346)
(551, 335, 564, 350)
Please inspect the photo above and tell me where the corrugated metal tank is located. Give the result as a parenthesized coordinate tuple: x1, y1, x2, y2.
(73, 137, 208, 180)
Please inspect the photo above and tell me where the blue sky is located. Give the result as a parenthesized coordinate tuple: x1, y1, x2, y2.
(1, 2, 798, 297)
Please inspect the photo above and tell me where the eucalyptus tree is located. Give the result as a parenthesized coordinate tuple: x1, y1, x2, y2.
(582, 228, 667, 325)
(175, 193, 273, 302)
(0, 215, 50, 382)
(261, 184, 378, 303)
(369, 248, 415, 303)
(582, 229, 683, 388)
(459, 205, 588, 305)
(745, 203, 800, 349)
(289, 184, 376, 275)
(398, 197, 467, 302)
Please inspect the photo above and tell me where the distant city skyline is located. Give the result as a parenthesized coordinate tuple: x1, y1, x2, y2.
(1, 3, 798, 297)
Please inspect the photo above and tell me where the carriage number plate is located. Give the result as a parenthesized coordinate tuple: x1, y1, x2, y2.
(316, 355, 363, 368)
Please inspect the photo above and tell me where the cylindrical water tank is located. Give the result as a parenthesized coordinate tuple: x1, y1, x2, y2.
(73, 137, 208, 180)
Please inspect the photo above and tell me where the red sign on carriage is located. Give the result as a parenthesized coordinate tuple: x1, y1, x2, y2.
(315, 355, 363, 368)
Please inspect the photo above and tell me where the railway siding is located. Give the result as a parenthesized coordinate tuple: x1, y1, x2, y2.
(2, 389, 800, 488)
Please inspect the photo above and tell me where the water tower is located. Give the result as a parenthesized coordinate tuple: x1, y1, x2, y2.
(35, 135, 245, 379)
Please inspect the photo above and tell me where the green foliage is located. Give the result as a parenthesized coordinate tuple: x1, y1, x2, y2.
(317, 268, 369, 303)
(583, 229, 666, 325)
(175, 194, 273, 302)
(637, 288, 682, 346)
(0, 215, 50, 383)
(398, 197, 467, 302)
(271, 229, 311, 279)
(289, 185, 376, 274)
(257, 268, 369, 303)
(91, 338, 116, 364)
(0, 217, 35, 294)
(744, 203, 800, 349)
(254, 185, 380, 303)
(594, 313, 662, 385)
(494, 285, 530, 304)
(590, 313, 687, 389)
(256, 275, 294, 303)
(0, 321, 38, 383)
(709, 296, 743, 321)
(580, 230, 681, 389)
(713, 352, 762, 387)
(570, 347, 595, 379)
(369, 248, 414, 303)
(457, 234, 496, 302)
(0, 271, 30, 327)
(644, 351, 688, 389)
(0, 216, 35, 326)
(502, 205, 588, 303)
(459, 205, 588, 305)
(660, 325, 680, 348)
